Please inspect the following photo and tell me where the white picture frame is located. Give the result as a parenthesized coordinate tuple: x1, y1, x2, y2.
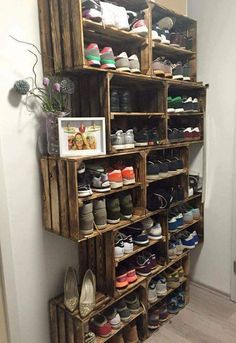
(58, 117, 106, 157)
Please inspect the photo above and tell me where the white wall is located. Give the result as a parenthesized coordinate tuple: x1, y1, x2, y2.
(157, 0, 187, 15)
(0, 1, 78, 343)
(189, 0, 236, 295)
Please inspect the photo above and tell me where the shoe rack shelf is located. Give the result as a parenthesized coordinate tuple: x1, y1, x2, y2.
(37, 1, 206, 342)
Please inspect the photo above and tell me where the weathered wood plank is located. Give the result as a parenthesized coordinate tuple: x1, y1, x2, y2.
(66, 160, 79, 240)
(70, 0, 84, 68)
(59, 0, 73, 70)
(49, 300, 59, 343)
(48, 158, 60, 234)
(57, 159, 69, 238)
(40, 158, 52, 229)
(49, 0, 63, 72)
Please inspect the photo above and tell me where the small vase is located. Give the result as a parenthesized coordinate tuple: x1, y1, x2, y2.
(45, 111, 69, 156)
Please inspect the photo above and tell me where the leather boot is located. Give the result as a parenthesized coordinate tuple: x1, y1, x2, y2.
(123, 321, 139, 343)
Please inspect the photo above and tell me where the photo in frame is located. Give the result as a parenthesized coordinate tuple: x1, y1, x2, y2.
(58, 117, 106, 157)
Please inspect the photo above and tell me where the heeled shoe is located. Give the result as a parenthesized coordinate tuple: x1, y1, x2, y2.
(64, 267, 79, 312)
(79, 269, 96, 318)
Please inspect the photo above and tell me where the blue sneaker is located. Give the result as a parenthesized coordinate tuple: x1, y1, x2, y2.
(167, 296, 179, 314)
(192, 230, 199, 245)
(181, 232, 196, 249)
(147, 161, 160, 180)
(168, 216, 178, 233)
(175, 290, 185, 308)
(170, 209, 184, 229)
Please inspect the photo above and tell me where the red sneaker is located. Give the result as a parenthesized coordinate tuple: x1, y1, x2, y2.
(113, 162, 136, 185)
(90, 315, 112, 338)
(108, 169, 123, 189)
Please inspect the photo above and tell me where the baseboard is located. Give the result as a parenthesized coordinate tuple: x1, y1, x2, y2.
(190, 280, 230, 298)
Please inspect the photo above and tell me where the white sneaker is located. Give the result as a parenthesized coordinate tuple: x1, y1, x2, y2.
(156, 276, 168, 296)
(152, 30, 162, 42)
(148, 280, 158, 303)
(101, 1, 115, 27)
(128, 54, 141, 73)
(113, 5, 129, 30)
(148, 222, 162, 240)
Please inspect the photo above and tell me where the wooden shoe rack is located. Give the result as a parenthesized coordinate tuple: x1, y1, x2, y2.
(38, 0, 206, 341)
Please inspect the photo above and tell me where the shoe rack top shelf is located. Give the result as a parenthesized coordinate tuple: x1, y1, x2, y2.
(111, 112, 165, 118)
(168, 112, 204, 117)
(148, 277, 188, 309)
(152, 42, 196, 58)
(96, 309, 144, 343)
(83, 18, 147, 45)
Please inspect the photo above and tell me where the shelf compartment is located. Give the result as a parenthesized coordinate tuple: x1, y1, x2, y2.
(152, 41, 195, 57)
(83, 18, 147, 45)
(148, 277, 188, 309)
(111, 112, 165, 118)
(168, 112, 204, 117)
(147, 169, 188, 185)
(169, 218, 201, 236)
(96, 309, 144, 343)
(115, 275, 146, 298)
(115, 237, 166, 264)
(78, 182, 142, 202)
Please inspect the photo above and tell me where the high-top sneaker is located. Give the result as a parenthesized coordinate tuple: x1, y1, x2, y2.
(82, 0, 102, 22)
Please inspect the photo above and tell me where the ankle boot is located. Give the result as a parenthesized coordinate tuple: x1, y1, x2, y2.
(123, 321, 139, 343)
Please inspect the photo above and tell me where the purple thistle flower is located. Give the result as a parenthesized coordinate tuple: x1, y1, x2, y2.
(53, 83, 61, 92)
(43, 77, 50, 87)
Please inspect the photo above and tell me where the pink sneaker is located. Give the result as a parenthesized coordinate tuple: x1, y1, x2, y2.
(130, 19, 148, 36)
(85, 43, 101, 67)
(100, 47, 116, 70)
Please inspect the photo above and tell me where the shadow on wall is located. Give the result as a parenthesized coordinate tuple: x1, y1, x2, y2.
(0, 245, 9, 343)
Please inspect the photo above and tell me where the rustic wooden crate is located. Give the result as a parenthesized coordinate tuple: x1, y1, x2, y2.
(40, 152, 146, 242)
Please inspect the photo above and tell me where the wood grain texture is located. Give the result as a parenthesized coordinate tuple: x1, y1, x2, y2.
(66, 160, 79, 240)
(57, 159, 69, 238)
(147, 284, 236, 343)
(70, 0, 84, 68)
(40, 158, 51, 229)
(48, 158, 60, 234)
(49, 0, 63, 72)
(59, 0, 73, 69)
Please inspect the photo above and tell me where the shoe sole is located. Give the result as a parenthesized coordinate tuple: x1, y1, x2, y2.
(130, 27, 148, 36)
(116, 67, 131, 72)
(148, 235, 163, 240)
(92, 187, 111, 193)
(133, 240, 149, 245)
(153, 70, 165, 77)
(183, 77, 191, 81)
(78, 191, 93, 197)
(148, 325, 160, 330)
(173, 75, 184, 80)
(161, 39, 170, 45)
(112, 144, 126, 150)
(100, 64, 116, 70)
(130, 69, 141, 73)
(96, 224, 107, 230)
(110, 181, 123, 189)
(148, 297, 158, 303)
(123, 214, 132, 219)
(107, 218, 120, 224)
(157, 290, 168, 296)
(123, 179, 136, 185)
(135, 142, 148, 147)
(125, 144, 135, 149)
(147, 175, 160, 180)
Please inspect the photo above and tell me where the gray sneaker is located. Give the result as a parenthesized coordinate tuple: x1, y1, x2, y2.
(87, 165, 111, 193)
(79, 202, 94, 235)
(125, 129, 135, 149)
(93, 198, 107, 229)
(153, 57, 165, 77)
(115, 52, 130, 72)
(129, 54, 141, 73)
(111, 130, 125, 150)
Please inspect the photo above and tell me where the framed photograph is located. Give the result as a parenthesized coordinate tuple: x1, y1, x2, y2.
(58, 117, 106, 157)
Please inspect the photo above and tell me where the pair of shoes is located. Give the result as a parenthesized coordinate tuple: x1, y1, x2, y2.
(153, 57, 172, 78)
(110, 89, 132, 112)
(170, 32, 193, 51)
(85, 44, 116, 69)
(115, 232, 133, 258)
(116, 263, 137, 289)
(79, 198, 107, 234)
(168, 96, 199, 113)
(134, 127, 161, 147)
(111, 129, 135, 150)
(84, 331, 96, 343)
(168, 127, 201, 142)
(167, 289, 186, 314)
(153, 59, 191, 80)
(64, 268, 96, 318)
(148, 275, 167, 303)
(148, 301, 169, 328)
(169, 205, 201, 232)
(82, 0, 102, 22)
(100, 1, 129, 30)
(125, 217, 162, 244)
(128, 10, 148, 36)
(116, 292, 141, 318)
(147, 185, 184, 212)
(78, 163, 110, 197)
(147, 157, 184, 180)
(107, 193, 134, 224)
(88, 161, 136, 190)
(168, 231, 199, 258)
(152, 16, 174, 44)
(116, 53, 141, 73)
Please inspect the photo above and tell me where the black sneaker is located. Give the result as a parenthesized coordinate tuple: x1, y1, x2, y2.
(134, 128, 149, 146)
(183, 97, 194, 112)
(173, 61, 184, 80)
(148, 128, 160, 145)
(82, 0, 102, 22)
(119, 90, 132, 112)
(119, 192, 133, 219)
(157, 160, 169, 176)
(172, 157, 184, 171)
(125, 226, 149, 245)
(110, 89, 120, 112)
(176, 185, 185, 201)
(77, 163, 93, 197)
(147, 161, 160, 180)
(165, 159, 177, 174)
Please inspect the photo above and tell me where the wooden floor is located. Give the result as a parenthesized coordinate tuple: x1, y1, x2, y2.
(146, 283, 236, 343)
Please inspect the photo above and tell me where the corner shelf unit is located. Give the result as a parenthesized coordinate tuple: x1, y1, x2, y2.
(37, 0, 206, 342)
